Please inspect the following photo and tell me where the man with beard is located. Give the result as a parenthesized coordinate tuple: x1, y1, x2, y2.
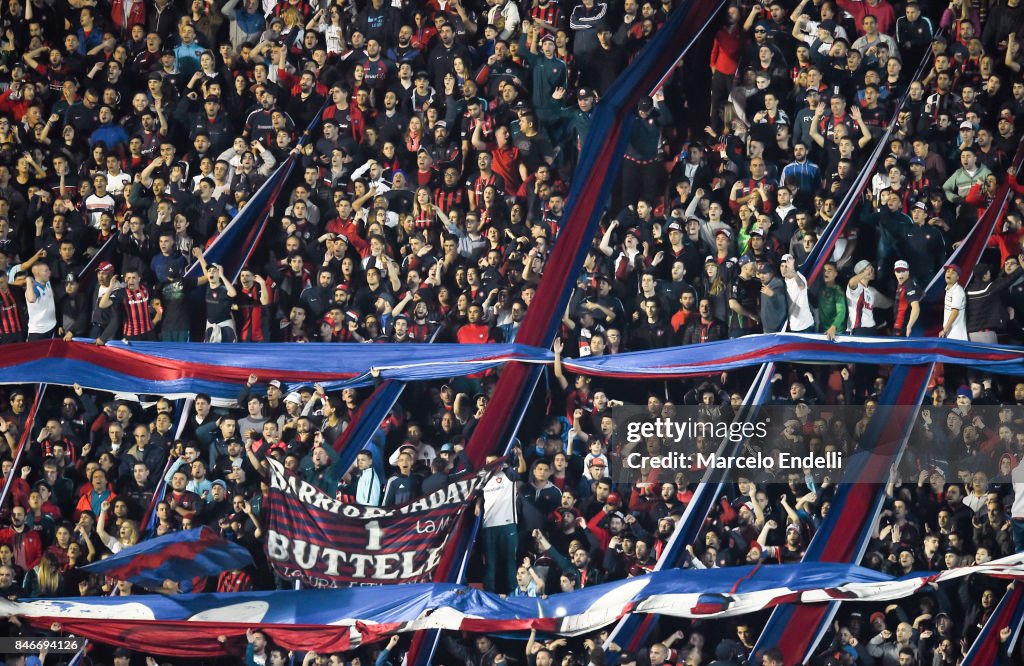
(0, 505, 43, 570)
(244, 87, 281, 145)
(681, 297, 727, 345)
(300, 269, 336, 320)
(648, 482, 685, 526)
(426, 23, 470, 91)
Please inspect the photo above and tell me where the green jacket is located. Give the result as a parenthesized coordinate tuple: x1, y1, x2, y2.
(817, 283, 847, 333)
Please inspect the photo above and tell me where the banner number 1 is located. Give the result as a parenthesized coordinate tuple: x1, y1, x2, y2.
(366, 519, 383, 551)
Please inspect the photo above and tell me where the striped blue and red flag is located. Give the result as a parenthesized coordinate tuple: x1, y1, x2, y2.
(80, 526, 254, 586)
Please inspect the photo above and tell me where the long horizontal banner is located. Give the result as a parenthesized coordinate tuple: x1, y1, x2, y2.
(264, 459, 493, 586)
(3, 555, 1024, 657)
(562, 334, 1024, 378)
(0, 335, 1021, 400)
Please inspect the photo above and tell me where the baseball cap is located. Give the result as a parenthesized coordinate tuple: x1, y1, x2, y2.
(211, 479, 228, 489)
(913, 201, 927, 211)
(540, 34, 555, 44)
(909, 156, 925, 166)
(819, 19, 837, 32)
(439, 443, 454, 453)
(757, 263, 774, 274)
(284, 392, 302, 405)
(959, 120, 974, 130)
(637, 97, 654, 113)
(667, 221, 683, 232)
(956, 385, 972, 398)
(205, 95, 221, 104)
(268, 380, 282, 389)
(750, 228, 765, 237)
(894, 260, 910, 272)
(870, 612, 886, 624)
(854, 259, 872, 274)
(577, 87, 594, 99)
(64, 273, 78, 284)
(738, 255, 753, 266)
(97, 262, 115, 273)
(781, 253, 794, 262)
(607, 491, 622, 505)
(945, 263, 961, 274)
(589, 458, 607, 467)
(715, 227, 732, 239)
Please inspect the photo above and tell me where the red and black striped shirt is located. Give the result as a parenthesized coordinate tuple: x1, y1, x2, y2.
(434, 188, 465, 215)
(530, 3, 563, 35)
(120, 286, 154, 337)
(237, 283, 271, 342)
(0, 288, 23, 336)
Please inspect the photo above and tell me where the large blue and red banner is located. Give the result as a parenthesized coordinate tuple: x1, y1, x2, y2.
(4, 556, 1024, 658)
(1, 335, 1021, 401)
(264, 459, 494, 586)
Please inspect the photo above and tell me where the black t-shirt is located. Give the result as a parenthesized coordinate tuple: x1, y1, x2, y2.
(205, 283, 233, 324)
(159, 277, 198, 332)
(729, 275, 762, 331)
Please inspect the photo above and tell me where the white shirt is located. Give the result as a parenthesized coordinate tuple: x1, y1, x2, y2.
(943, 283, 968, 340)
(105, 171, 133, 196)
(84, 193, 116, 228)
(846, 282, 876, 330)
(482, 471, 518, 528)
(786, 273, 815, 331)
(26, 281, 56, 334)
(963, 491, 986, 514)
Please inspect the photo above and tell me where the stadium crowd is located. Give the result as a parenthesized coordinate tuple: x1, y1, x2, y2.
(0, 0, 1023, 660)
